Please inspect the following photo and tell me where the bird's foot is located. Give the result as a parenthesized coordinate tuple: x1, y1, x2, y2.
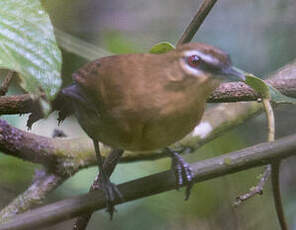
(169, 150, 194, 200)
(98, 174, 123, 219)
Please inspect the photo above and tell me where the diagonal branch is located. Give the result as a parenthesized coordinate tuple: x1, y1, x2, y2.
(177, 0, 218, 46)
(0, 71, 14, 96)
(1, 133, 296, 230)
(234, 100, 276, 203)
(0, 171, 67, 223)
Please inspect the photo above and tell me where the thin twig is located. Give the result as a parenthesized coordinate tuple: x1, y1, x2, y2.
(262, 98, 288, 230)
(234, 167, 271, 206)
(177, 0, 218, 46)
(234, 99, 275, 202)
(234, 98, 288, 230)
(1, 133, 296, 230)
(0, 71, 14, 96)
(264, 99, 275, 143)
(262, 99, 287, 229)
(263, 99, 288, 230)
(271, 162, 287, 230)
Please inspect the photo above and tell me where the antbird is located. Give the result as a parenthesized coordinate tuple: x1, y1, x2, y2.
(61, 42, 245, 217)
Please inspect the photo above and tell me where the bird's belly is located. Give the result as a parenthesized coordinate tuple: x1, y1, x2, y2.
(76, 99, 204, 151)
(136, 109, 202, 151)
(95, 107, 203, 151)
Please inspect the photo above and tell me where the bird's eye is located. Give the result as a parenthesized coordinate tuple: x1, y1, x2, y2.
(186, 55, 201, 68)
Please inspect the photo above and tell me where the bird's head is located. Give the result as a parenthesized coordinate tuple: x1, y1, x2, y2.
(175, 42, 245, 82)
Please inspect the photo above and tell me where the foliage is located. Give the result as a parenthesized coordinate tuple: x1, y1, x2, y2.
(0, 0, 62, 113)
(149, 42, 175, 54)
(245, 74, 296, 104)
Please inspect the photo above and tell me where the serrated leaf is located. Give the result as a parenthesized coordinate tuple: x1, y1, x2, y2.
(267, 84, 296, 104)
(149, 41, 175, 54)
(0, 0, 62, 102)
(245, 74, 270, 98)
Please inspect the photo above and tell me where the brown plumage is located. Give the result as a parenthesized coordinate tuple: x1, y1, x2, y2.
(62, 42, 244, 217)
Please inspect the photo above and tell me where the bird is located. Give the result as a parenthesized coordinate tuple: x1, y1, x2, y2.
(61, 42, 245, 218)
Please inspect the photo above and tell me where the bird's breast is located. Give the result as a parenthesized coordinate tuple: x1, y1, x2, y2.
(91, 90, 206, 151)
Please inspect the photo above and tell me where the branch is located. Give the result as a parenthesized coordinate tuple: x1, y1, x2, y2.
(208, 78, 296, 103)
(1, 133, 296, 230)
(0, 131, 71, 223)
(0, 77, 294, 116)
(73, 149, 123, 230)
(0, 171, 66, 222)
(177, 0, 218, 46)
(0, 71, 14, 96)
(0, 118, 109, 170)
(235, 98, 276, 205)
(0, 100, 260, 167)
(0, 119, 68, 170)
(0, 94, 36, 115)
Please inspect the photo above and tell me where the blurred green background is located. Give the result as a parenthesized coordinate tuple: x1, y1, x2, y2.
(1, 0, 296, 229)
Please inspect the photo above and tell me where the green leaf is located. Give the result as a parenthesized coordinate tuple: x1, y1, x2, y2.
(267, 84, 296, 104)
(245, 74, 296, 104)
(149, 41, 175, 54)
(245, 74, 270, 98)
(0, 0, 62, 102)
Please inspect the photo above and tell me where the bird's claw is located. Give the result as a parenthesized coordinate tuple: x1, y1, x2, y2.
(170, 151, 194, 200)
(98, 175, 123, 219)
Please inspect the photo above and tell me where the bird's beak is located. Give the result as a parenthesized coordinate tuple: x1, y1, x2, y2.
(221, 66, 246, 81)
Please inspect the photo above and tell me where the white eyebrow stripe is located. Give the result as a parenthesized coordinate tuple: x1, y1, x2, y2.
(184, 50, 219, 65)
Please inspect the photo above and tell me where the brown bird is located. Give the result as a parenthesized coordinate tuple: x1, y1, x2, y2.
(61, 42, 245, 217)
